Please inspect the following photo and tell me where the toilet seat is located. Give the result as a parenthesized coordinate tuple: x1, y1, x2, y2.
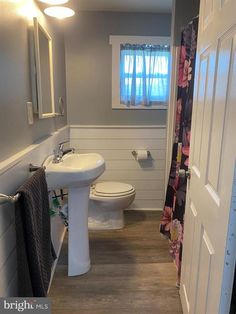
(92, 182, 135, 198)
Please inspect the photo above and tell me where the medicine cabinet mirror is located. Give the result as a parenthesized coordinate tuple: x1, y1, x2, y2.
(31, 17, 55, 119)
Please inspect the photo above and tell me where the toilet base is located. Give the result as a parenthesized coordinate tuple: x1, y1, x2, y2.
(88, 204, 124, 230)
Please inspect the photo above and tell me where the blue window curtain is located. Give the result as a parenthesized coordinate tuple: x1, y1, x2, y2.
(120, 44, 170, 107)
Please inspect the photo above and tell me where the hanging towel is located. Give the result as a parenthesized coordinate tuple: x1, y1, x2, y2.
(15, 168, 56, 297)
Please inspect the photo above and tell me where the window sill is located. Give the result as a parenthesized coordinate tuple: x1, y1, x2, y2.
(112, 104, 168, 110)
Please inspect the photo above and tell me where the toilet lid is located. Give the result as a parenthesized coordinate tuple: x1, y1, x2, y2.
(93, 182, 135, 197)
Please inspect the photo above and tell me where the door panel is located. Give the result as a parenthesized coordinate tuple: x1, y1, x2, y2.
(183, 201, 197, 295)
(180, 0, 236, 313)
(181, 200, 199, 312)
(195, 229, 214, 314)
(207, 32, 234, 192)
(192, 54, 209, 170)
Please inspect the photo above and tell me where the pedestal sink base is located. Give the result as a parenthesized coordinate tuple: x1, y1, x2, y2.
(43, 152, 105, 276)
(68, 186, 91, 276)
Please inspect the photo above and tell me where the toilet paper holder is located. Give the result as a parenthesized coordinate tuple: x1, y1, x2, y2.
(132, 150, 151, 159)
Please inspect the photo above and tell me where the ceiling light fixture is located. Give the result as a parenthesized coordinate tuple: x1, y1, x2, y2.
(39, 0, 69, 4)
(44, 6, 75, 19)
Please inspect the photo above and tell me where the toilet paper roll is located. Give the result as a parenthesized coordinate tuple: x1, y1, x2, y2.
(135, 150, 148, 161)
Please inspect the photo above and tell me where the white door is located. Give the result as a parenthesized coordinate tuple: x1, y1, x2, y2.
(180, 0, 236, 313)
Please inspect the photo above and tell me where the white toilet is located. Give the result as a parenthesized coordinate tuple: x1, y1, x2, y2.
(88, 181, 136, 230)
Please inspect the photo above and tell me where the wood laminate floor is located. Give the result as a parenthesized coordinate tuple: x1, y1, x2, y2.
(49, 211, 183, 314)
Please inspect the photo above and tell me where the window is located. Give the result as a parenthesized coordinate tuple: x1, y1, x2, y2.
(120, 44, 170, 106)
(110, 36, 171, 109)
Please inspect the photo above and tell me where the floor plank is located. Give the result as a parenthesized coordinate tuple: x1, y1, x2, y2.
(49, 211, 183, 314)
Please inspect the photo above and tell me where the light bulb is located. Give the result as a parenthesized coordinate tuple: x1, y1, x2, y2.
(39, 0, 69, 4)
(44, 6, 75, 19)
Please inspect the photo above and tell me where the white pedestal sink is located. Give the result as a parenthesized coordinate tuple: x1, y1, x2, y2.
(43, 153, 105, 276)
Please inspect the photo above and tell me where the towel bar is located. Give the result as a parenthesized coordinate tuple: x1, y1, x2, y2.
(0, 193, 21, 205)
(0, 164, 45, 205)
(29, 163, 45, 172)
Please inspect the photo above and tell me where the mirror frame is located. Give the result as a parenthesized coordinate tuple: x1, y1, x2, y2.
(32, 17, 55, 119)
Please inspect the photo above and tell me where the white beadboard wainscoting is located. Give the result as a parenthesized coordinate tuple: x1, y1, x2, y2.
(0, 126, 69, 296)
(70, 125, 167, 210)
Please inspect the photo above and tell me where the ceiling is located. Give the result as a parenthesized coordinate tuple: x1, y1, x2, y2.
(69, 0, 173, 14)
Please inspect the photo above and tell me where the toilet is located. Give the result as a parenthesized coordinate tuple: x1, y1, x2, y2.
(88, 181, 136, 230)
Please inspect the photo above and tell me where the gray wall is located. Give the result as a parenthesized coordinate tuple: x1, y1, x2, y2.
(173, 0, 200, 45)
(0, 0, 67, 162)
(64, 12, 171, 126)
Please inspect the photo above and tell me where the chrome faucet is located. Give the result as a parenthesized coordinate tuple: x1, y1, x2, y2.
(52, 141, 75, 163)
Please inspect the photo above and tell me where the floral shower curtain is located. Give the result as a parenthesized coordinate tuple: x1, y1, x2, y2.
(160, 18, 198, 281)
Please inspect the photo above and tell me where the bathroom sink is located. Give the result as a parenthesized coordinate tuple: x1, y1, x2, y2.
(43, 153, 105, 189)
(43, 152, 105, 276)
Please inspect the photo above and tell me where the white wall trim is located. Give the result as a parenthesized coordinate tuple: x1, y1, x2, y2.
(0, 126, 69, 176)
(70, 124, 166, 129)
(0, 145, 38, 176)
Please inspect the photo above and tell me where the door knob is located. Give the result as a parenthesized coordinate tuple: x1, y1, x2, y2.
(178, 169, 191, 179)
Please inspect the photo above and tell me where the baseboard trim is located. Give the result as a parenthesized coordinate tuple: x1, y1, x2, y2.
(125, 208, 163, 211)
(70, 124, 166, 129)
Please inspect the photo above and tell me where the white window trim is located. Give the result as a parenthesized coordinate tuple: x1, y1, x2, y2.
(109, 35, 171, 110)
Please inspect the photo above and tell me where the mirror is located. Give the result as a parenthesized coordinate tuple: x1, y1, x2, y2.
(31, 18, 55, 119)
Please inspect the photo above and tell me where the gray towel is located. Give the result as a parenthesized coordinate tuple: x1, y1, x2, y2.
(15, 168, 56, 297)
